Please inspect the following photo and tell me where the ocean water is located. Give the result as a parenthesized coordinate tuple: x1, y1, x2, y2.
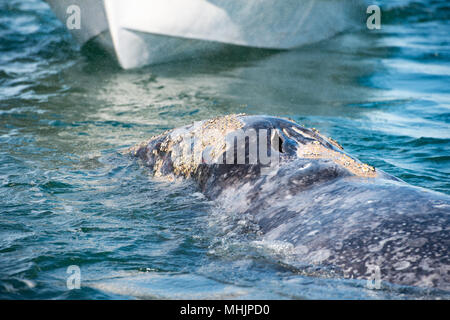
(0, 0, 449, 299)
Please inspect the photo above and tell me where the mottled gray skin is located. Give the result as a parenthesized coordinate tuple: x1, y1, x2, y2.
(131, 115, 450, 291)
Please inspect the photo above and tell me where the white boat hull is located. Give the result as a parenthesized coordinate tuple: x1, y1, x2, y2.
(46, 0, 363, 69)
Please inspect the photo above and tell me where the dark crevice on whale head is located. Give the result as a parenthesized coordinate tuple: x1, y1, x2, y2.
(278, 135, 284, 153)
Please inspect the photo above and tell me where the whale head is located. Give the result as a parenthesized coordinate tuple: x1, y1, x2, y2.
(130, 114, 377, 184)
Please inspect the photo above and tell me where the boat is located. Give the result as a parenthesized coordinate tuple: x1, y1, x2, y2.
(45, 0, 363, 69)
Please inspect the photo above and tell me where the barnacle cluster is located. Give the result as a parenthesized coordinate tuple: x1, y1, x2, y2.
(297, 139, 376, 178)
(130, 114, 376, 179)
(130, 114, 245, 178)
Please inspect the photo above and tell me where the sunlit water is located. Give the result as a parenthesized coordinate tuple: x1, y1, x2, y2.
(0, 0, 449, 299)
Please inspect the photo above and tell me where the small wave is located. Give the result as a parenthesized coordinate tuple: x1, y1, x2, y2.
(0, 107, 46, 116)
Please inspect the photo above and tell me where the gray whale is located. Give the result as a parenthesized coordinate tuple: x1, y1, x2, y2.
(130, 114, 450, 291)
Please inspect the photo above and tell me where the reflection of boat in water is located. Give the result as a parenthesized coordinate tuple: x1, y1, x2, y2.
(45, 0, 362, 69)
